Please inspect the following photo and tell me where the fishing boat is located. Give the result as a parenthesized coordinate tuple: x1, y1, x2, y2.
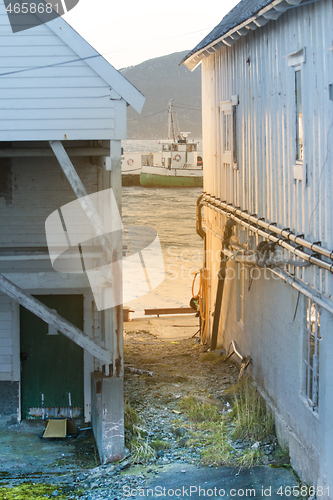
(140, 101, 203, 188)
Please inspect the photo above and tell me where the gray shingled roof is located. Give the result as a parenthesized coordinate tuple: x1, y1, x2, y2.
(183, 0, 274, 63)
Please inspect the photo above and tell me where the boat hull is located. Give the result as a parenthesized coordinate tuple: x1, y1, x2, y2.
(140, 166, 203, 188)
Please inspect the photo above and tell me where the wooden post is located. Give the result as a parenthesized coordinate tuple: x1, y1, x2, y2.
(109, 140, 123, 378)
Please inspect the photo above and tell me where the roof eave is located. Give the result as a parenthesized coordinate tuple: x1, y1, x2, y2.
(183, 0, 308, 70)
(47, 16, 146, 113)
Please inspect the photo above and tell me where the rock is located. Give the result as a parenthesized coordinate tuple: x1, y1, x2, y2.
(251, 442, 260, 450)
(119, 461, 131, 470)
(52, 490, 58, 497)
(174, 427, 187, 437)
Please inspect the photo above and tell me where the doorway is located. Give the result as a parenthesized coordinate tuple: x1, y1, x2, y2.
(20, 295, 84, 419)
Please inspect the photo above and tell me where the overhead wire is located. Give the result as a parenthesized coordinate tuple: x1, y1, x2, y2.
(127, 109, 168, 122)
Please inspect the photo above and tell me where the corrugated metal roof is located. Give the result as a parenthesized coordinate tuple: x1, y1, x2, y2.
(183, 0, 273, 62)
(182, 0, 320, 68)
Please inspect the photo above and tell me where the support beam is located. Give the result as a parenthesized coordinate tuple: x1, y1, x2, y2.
(109, 140, 123, 378)
(50, 140, 123, 378)
(0, 147, 110, 158)
(49, 140, 114, 266)
(0, 273, 112, 364)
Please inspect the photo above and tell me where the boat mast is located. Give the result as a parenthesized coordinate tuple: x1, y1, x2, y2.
(168, 99, 176, 142)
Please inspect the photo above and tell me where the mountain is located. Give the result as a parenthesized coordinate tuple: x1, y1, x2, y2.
(120, 50, 202, 139)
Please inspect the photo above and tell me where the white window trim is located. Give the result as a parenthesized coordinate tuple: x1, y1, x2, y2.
(287, 49, 307, 182)
(220, 95, 238, 170)
(236, 264, 245, 326)
(302, 298, 321, 414)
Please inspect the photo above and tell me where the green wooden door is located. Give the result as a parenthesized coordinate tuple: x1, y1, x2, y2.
(20, 295, 84, 419)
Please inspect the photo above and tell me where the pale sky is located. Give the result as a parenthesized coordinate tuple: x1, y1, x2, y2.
(63, 0, 240, 70)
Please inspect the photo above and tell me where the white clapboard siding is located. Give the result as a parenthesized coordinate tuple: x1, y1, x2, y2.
(202, 0, 333, 300)
(0, 294, 12, 378)
(0, 0, 129, 140)
(0, 156, 98, 247)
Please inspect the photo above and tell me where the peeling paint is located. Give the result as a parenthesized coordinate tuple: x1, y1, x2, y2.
(0, 157, 12, 205)
(28, 406, 82, 418)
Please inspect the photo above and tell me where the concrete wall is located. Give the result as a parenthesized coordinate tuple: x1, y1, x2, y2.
(0, 381, 19, 420)
(206, 229, 324, 486)
(91, 372, 125, 464)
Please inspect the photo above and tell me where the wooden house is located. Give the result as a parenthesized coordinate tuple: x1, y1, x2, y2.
(0, 0, 145, 463)
(184, 0, 333, 493)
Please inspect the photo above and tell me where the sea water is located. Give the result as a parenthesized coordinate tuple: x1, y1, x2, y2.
(121, 140, 203, 317)
(122, 186, 203, 317)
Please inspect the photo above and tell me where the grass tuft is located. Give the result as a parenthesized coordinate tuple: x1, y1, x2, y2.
(178, 376, 286, 468)
(236, 448, 264, 467)
(179, 397, 221, 423)
(130, 438, 156, 464)
(150, 439, 171, 451)
(229, 377, 275, 442)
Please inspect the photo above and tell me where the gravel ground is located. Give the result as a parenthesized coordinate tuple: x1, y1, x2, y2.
(0, 316, 285, 500)
(75, 319, 241, 500)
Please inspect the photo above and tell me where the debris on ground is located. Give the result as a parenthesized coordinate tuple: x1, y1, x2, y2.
(0, 316, 292, 499)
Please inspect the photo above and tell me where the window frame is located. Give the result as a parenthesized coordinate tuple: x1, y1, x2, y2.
(236, 264, 245, 326)
(220, 95, 238, 170)
(287, 48, 306, 181)
(302, 298, 321, 413)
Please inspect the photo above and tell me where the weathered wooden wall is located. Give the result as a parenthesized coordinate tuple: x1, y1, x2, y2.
(202, 0, 333, 299)
(0, 2, 126, 141)
(199, 0, 333, 490)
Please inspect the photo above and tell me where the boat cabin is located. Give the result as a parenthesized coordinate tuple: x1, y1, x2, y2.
(161, 134, 198, 169)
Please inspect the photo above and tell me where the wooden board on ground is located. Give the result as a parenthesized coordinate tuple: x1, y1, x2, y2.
(144, 307, 195, 317)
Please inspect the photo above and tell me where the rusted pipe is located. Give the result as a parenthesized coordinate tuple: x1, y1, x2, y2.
(196, 193, 206, 240)
(202, 193, 333, 264)
(202, 196, 333, 274)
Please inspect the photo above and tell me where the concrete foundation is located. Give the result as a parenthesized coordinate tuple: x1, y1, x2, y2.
(91, 372, 125, 464)
(0, 381, 19, 420)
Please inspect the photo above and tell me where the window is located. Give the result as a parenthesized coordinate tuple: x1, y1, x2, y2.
(303, 298, 321, 411)
(237, 264, 245, 325)
(220, 96, 238, 169)
(295, 69, 303, 162)
(287, 48, 306, 181)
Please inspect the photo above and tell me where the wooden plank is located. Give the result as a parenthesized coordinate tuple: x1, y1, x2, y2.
(0, 365, 12, 373)
(0, 355, 11, 364)
(0, 118, 114, 131)
(0, 87, 112, 99)
(0, 45, 76, 57)
(0, 99, 111, 110)
(144, 307, 195, 316)
(0, 75, 107, 88)
(0, 321, 12, 329)
(0, 147, 110, 158)
(0, 338, 12, 347)
(0, 108, 114, 121)
(0, 34, 67, 46)
(0, 347, 12, 356)
(0, 274, 112, 364)
(0, 130, 116, 142)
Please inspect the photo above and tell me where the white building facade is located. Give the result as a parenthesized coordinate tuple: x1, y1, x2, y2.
(184, 0, 333, 493)
(0, 0, 145, 463)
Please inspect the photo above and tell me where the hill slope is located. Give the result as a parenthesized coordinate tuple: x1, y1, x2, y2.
(120, 50, 202, 139)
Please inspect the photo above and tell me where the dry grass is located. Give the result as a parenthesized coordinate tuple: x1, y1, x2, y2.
(179, 396, 221, 423)
(228, 377, 275, 442)
(178, 376, 281, 468)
